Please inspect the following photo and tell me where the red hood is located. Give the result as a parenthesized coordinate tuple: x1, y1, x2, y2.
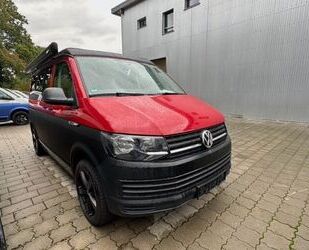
(84, 95, 224, 136)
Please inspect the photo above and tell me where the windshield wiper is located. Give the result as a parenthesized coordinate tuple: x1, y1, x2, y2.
(159, 92, 185, 95)
(90, 92, 186, 97)
(90, 92, 147, 97)
(115, 92, 147, 96)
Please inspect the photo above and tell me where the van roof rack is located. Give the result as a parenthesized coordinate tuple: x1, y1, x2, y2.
(26, 42, 154, 74)
(25, 42, 58, 74)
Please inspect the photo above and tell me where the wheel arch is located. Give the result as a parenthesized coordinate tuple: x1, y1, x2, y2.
(9, 107, 29, 120)
(70, 143, 100, 174)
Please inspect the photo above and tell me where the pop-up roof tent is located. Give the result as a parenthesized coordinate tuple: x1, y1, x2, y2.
(26, 42, 153, 75)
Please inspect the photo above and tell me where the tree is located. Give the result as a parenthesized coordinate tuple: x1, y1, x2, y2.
(0, 0, 42, 89)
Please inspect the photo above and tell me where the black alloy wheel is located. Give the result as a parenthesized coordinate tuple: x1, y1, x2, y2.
(31, 127, 45, 156)
(0, 218, 6, 250)
(77, 169, 97, 216)
(75, 160, 112, 226)
(12, 111, 29, 125)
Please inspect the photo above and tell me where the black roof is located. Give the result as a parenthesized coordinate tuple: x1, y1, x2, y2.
(26, 42, 153, 74)
(59, 48, 152, 64)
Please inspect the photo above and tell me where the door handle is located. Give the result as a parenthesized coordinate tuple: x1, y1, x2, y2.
(68, 121, 79, 127)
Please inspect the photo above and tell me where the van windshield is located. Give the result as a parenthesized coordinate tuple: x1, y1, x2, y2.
(76, 56, 185, 97)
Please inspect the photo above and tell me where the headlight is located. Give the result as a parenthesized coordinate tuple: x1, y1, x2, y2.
(101, 133, 168, 161)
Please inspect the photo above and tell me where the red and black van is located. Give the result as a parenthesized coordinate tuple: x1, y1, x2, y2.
(27, 43, 231, 226)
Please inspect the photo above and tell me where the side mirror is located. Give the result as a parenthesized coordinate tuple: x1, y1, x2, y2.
(42, 87, 74, 106)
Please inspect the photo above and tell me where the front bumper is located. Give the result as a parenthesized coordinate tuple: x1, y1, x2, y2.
(103, 136, 231, 217)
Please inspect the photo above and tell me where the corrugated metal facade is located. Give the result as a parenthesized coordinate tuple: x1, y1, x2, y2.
(119, 0, 309, 122)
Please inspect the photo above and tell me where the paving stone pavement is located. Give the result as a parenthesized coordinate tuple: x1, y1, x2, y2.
(0, 118, 309, 250)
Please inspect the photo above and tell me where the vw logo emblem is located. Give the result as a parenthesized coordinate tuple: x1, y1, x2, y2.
(201, 130, 213, 149)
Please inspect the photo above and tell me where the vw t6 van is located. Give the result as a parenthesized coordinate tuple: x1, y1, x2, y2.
(27, 43, 231, 226)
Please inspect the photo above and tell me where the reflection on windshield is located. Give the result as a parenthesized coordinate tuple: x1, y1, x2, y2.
(76, 57, 185, 97)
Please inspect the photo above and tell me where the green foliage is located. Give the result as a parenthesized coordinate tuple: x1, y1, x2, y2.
(0, 0, 43, 90)
(12, 76, 29, 91)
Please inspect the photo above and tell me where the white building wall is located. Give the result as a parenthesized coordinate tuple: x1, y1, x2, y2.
(120, 0, 309, 122)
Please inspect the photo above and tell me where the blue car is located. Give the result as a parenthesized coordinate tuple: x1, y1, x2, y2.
(0, 87, 29, 125)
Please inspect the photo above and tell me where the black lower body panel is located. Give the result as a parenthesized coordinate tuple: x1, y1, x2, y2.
(104, 136, 232, 217)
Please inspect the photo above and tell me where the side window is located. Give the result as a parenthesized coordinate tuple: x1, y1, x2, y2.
(54, 63, 74, 98)
(31, 67, 52, 92)
(0, 90, 12, 100)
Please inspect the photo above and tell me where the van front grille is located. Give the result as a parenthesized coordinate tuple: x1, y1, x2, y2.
(120, 153, 231, 199)
(165, 123, 227, 159)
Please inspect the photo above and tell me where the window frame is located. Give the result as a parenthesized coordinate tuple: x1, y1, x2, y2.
(53, 61, 77, 103)
(137, 16, 147, 29)
(162, 9, 174, 35)
(184, 0, 200, 10)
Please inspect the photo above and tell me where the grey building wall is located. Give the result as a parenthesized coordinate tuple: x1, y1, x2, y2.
(120, 0, 309, 122)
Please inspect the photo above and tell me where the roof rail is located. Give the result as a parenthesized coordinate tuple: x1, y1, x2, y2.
(25, 42, 58, 74)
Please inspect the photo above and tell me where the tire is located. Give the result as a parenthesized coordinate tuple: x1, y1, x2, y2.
(75, 160, 113, 226)
(31, 126, 46, 156)
(0, 218, 6, 250)
(12, 111, 29, 125)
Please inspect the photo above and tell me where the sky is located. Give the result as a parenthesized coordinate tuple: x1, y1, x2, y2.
(14, 0, 123, 53)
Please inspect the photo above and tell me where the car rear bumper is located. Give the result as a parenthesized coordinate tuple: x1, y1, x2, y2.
(104, 136, 231, 217)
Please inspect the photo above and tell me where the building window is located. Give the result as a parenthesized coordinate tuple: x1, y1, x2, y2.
(163, 9, 174, 34)
(185, 0, 200, 9)
(137, 17, 147, 29)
